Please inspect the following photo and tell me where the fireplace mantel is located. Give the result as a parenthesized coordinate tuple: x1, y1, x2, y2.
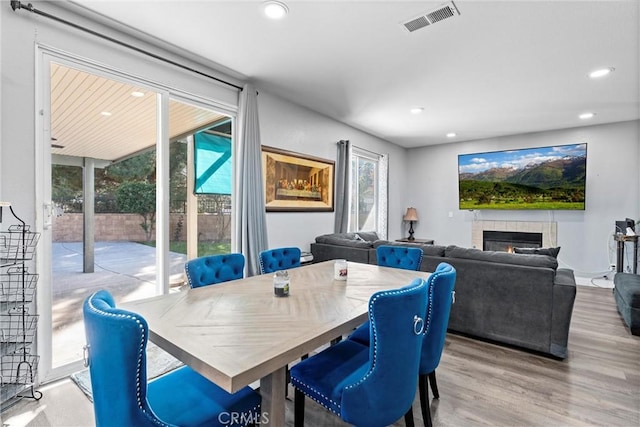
(472, 220, 557, 250)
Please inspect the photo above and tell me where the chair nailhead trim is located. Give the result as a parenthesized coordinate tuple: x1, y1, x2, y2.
(185, 263, 193, 287)
(291, 378, 340, 414)
(424, 269, 446, 336)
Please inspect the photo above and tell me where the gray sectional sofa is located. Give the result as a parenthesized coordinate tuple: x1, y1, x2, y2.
(310, 233, 576, 358)
(613, 273, 640, 335)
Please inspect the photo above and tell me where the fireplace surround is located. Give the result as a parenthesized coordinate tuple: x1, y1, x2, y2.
(472, 220, 557, 250)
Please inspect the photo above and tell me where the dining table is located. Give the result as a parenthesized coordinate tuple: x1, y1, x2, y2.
(122, 260, 431, 426)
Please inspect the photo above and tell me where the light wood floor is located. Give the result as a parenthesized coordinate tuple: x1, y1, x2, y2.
(1, 285, 638, 426)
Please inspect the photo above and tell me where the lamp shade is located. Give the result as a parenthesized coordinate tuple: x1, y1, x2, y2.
(403, 207, 418, 222)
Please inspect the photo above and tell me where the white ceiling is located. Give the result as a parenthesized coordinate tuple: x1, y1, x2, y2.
(70, 0, 639, 148)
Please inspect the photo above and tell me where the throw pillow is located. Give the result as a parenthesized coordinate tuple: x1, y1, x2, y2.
(513, 246, 561, 258)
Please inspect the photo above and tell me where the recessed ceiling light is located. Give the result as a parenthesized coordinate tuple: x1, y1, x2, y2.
(101, 111, 112, 117)
(446, 133, 457, 138)
(579, 112, 595, 120)
(410, 107, 424, 114)
(131, 91, 145, 97)
(264, 1, 289, 19)
(589, 67, 615, 79)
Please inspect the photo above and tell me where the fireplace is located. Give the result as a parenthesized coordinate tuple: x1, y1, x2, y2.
(483, 230, 543, 252)
(472, 221, 556, 250)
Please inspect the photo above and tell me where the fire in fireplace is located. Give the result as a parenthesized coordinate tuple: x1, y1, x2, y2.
(483, 231, 543, 252)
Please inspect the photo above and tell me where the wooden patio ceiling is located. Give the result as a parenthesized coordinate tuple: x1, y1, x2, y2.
(50, 62, 228, 162)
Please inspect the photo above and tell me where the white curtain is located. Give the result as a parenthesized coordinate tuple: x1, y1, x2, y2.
(235, 84, 268, 276)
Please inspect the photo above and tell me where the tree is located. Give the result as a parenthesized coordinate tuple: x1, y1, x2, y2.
(96, 150, 156, 195)
(169, 141, 187, 203)
(116, 181, 156, 241)
(52, 165, 83, 199)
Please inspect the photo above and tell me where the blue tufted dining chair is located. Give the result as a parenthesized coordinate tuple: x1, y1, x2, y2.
(259, 247, 301, 274)
(376, 244, 423, 271)
(347, 245, 424, 344)
(185, 253, 245, 288)
(415, 262, 456, 427)
(82, 290, 261, 427)
(348, 262, 457, 427)
(290, 278, 428, 427)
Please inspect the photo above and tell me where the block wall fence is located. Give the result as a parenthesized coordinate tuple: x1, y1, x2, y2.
(52, 213, 230, 242)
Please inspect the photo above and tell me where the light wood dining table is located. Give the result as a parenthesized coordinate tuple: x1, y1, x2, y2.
(122, 260, 431, 426)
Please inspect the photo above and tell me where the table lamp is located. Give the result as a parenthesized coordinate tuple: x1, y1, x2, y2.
(403, 207, 418, 241)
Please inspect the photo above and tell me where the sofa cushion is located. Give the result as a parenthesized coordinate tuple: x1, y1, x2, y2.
(315, 233, 374, 248)
(514, 246, 561, 258)
(554, 268, 576, 286)
(445, 245, 558, 269)
(614, 273, 640, 308)
(421, 244, 446, 257)
(355, 231, 379, 242)
(372, 241, 445, 257)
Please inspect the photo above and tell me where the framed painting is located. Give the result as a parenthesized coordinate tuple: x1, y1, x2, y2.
(261, 146, 335, 212)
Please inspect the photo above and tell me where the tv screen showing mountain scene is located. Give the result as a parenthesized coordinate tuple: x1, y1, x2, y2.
(458, 143, 587, 210)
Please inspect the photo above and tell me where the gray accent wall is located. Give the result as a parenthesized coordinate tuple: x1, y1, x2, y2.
(405, 120, 640, 276)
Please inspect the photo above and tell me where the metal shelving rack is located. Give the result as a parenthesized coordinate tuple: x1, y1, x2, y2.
(0, 202, 42, 411)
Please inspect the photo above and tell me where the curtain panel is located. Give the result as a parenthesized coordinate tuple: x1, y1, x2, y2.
(334, 140, 351, 233)
(235, 84, 269, 276)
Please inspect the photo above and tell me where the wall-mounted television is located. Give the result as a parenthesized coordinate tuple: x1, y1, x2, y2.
(458, 143, 587, 210)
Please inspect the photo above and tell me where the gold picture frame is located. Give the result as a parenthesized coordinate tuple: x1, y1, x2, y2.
(261, 146, 335, 212)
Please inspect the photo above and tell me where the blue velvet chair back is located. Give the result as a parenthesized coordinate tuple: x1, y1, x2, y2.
(341, 278, 428, 426)
(376, 245, 423, 271)
(420, 262, 457, 375)
(84, 290, 262, 427)
(83, 290, 159, 426)
(259, 247, 301, 274)
(185, 253, 245, 288)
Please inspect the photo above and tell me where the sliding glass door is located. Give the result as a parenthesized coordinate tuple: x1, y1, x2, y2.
(39, 55, 234, 382)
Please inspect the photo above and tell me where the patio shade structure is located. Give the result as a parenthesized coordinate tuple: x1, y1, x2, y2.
(194, 132, 232, 195)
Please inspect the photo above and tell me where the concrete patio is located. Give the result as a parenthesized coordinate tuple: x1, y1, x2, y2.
(52, 241, 187, 367)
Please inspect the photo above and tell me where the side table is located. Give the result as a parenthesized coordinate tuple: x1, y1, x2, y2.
(395, 238, 434, 245)
(614, 234, 638, 274)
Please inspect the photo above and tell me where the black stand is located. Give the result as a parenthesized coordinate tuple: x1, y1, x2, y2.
(615, 234, 638, 274)
(407, 221, 415, 241)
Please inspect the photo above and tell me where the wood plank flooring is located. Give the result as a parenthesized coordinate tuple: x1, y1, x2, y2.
(1, 285, 638, 426)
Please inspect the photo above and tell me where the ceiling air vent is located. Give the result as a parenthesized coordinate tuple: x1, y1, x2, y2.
(403, 15, 430, 33)
(401, 1, 460, 33)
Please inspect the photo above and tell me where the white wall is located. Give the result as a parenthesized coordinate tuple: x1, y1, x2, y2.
(258, 91, 409, 252)
(405, 120, 640, 276)
(0, 3, 3, 204)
